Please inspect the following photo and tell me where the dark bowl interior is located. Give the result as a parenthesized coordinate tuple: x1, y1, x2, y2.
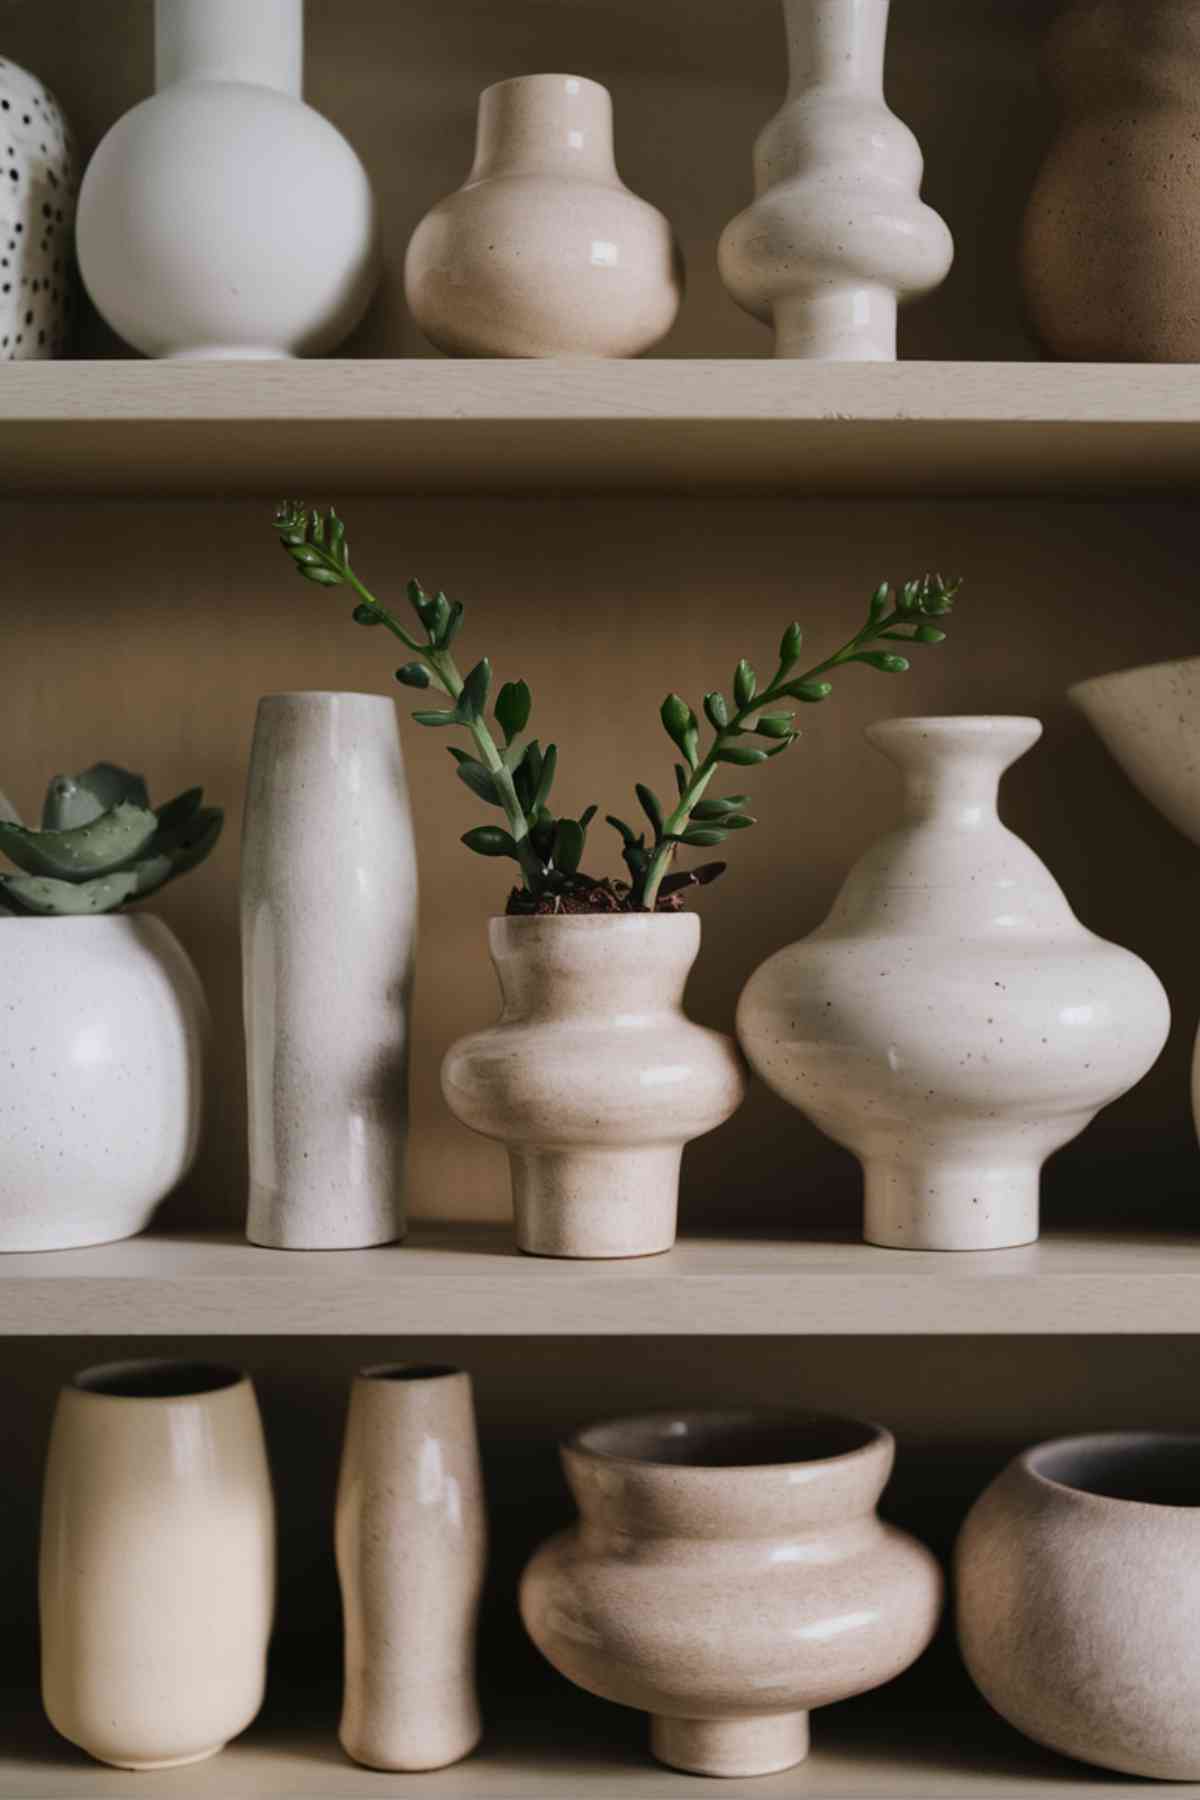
(1032, 1436, 1200, 1507)
(73, 1359, 243, 1399)
(359, 1363, 461, 1382)
(573, 1410, 879, 1469)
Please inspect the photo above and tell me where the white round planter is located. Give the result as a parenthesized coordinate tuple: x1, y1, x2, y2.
(737, 717, 1170, 1250)
(0, 915, 207, 1251)
(76, 0, 378, 359)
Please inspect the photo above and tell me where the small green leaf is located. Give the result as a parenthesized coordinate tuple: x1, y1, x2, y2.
(682, 826, 728, 846)
(606, 814, 638, 847)
(406, 577, 430, 620)
(762, 736, 796, 756)
(715, 745, 769, 765)
(0, 869, 140, 915)
(0, 802, 158, 882)
(302, 566, 343, 587)
(783, 679, 833, 703)
(579, 803, 597, 832)
(660, 693, 693, 754)
(513, 740, 542, 811)
(913, 623, 947, 644)
(438, 599, 465, 648)
(756, 713, 795, 738)
(720, 814, 756, 829)
(674, 763, 689, 798)
(495, 679, 532, 746)
(462, 825, 517, 859)
(703, 691, 729, 730)
(733, 660, 757, 708)
(456, 761, 503, 807)
(429, 591, 451, 642)
(411, 708, 458, 727)
(779, 621, 803, 667)
(396, 662, 431, 689)
(855, 651, 910, 673)
(869, 581, 891, 623)
(554, 817, 585, 875)
(455, 658, 491, 723)
(532, 743, 558, 812)
(636, 784, 664, 836)
(353, 602, 382, 626)
(692, 795, 748, 820)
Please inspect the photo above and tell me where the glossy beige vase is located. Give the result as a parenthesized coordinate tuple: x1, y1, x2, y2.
(405, 74, 682, 357)
(1024, 1, 1200, 360)
(958, 1433, 1200, 1778)
(335, 1364, 487, 1771)
(719, 0, 952, 358)
(441, 915, 746, 1258)
(738, 718, 1170, 1249)
(521, 1411, 942, 1778)
(40, 1360, 275, 1770)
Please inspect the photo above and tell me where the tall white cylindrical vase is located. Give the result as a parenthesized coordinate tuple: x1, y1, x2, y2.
(76, 0, 378, 358)
(718, 0, 952, 358)
(40, 1360, 275, 1770)
(336, 1365, 487, 1770)
(242, 693, 418, 1249)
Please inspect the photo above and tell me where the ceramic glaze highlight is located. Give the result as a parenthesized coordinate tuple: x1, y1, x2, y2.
(718, 0, 952, 358)
(242, 692, 418, 1250)
(336, 1365, 487, 1771)
(405, 74, 683, 358)
(958, 1432, 1200, 1778)
(1023, 1, 1200, 361)
(441, 914, 745, 1257)
(0, 914, 207, 1250)
(77, 0, 378, 358)
(40, 1360, 275, 1770)
(520, 1410, 942, 1777)
(737, 717, 1170, 1250)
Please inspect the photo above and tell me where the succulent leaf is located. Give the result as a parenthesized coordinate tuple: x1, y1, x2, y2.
(396, 663, 431, 689)
(0, 788, 20, 827)
(0, 870, 140, 915)
(455, 659, 491, 724)
(734, 660, 757, 708)
(43, 763, 149, 831)
(462, 825, 518, 859)
(554, 817, 585, 875)
(132, 808, 224, 898)
(0, 802, 158, 881)
(636, 783, 664, 836)
(456, 760, 503, 807)
(152, 787, 204, 845)
(495, 680, 532, 746)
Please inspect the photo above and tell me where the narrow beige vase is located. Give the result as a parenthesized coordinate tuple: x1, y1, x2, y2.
(336, 1364, 487, 1771)
(40, 1360, 275, 1771)
(521, 1411, 942, 1778)
(440, 915, 746, 1258)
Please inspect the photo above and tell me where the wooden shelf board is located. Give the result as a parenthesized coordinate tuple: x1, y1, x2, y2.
(1, 1223, 1198, 1336)
(3, 361, 1200, 496)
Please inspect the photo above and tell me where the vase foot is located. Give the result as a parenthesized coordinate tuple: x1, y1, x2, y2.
(99, 1744, 226, 1770)
(509, 1146, 681, 1258)
(772, 284, 897, 360)
(863, 1159, 1040, 1251)
(651, 1712, 810, 1777)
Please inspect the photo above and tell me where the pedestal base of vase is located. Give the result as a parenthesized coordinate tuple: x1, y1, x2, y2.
(863, 1160, 1040, 1251)
(651, 1712, 810, 1778)
(104, 1745, 226, 1771)
(511, 1147, 680, 1259)
(773, 284, 897, 360)
(166, 347, 291, 360)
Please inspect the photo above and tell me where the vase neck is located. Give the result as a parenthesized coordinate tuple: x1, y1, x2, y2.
(470, 75, 618, 182)
(155, 0, 303, 96)
(784, 0, 889, 95)
(866, 717, 1042, 827)
(489, 916, 699, 1022)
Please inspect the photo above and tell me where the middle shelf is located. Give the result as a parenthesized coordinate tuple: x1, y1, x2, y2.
(3, 1224, 1196, 1336)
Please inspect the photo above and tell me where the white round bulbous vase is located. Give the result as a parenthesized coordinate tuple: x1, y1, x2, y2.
(76, 0, 378, 359)
(718, 0, 952, 359)
(737, 717, 1170, 1250)
(0, 915, 208, 1250)
(405, 74, 682, 358)
(440, 914, 745, 1258)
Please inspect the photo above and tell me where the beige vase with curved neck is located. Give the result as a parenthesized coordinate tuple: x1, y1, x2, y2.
(520, 1410, 942, 1778)
(405, 73, 683, 358)
(440, 915, 746, 1258)
(336, 1364, 487, 1772)
(40, 1360, 275, 1771)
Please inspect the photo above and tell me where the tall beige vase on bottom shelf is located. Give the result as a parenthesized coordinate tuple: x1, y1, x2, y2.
(39, 1360, 275, 1771)
(521, 1411, 942, 1778)
(335, 1364, 487, 1771)
(441, 914, 746, 1258)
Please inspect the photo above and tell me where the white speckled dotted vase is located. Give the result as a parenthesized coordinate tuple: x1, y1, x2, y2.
(718, 0, 952, 358)
(0, 915, 207, 1250)
(1071, 658, 1200, 1145)
(336, 1365, 487, 1771)
(405, 74, 683, 357)
(440, 914, 746, 1258)
(521, 1410, 942, 1778)
(241, 692, 418, 1250)
(737, 717, 1170, 1250)
(0, 56, 76, 359)
(76, 0, 378, 358)
(40, 1360, 275, 1771)
(957, 1433, 1200, 1778)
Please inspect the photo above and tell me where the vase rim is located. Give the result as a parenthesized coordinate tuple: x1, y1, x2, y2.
(481, 72, 611, 101)
(490, 911, 698, 926)
(255, 689, 396, 707)
(1023, 1431, 1200, 1511)
(357, 1361, 465, 1383)
(867, 714, 1043, 740)
(1069, 655, 1200, 702)
(71, 1358, 247, 1400)
(567, 1408, 887, 1473)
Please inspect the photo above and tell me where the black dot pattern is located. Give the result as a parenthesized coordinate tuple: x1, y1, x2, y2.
(0, 58, 76, 361)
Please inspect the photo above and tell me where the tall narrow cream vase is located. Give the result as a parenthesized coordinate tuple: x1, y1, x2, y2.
(718, 0, 952, 358)
(242, 693, 418, 1249)
(40, 1361, 275, 1771)
(336, 1365, 487, 1771)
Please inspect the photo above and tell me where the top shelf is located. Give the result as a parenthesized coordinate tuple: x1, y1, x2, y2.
(4, 360, 1200, 499)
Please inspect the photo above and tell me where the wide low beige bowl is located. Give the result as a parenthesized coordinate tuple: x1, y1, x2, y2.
(521, 1410, 942, 1778)
(1070, 657, 1200, 848)
(957, 1433, 1200, 1779)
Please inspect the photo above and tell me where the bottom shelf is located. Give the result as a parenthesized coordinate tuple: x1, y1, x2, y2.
(1, 1677, 1188, 1799)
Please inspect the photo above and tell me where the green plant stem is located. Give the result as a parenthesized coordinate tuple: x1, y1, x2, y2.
(340, 569, 546, 891)
(640, 605, 913, 912)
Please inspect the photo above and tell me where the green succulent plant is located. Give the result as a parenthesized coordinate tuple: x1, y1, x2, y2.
(0, 763, 223, 916)
(273, 501, 961, 913)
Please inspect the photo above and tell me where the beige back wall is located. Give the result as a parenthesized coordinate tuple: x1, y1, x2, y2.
(1, 494, 1196, 1233)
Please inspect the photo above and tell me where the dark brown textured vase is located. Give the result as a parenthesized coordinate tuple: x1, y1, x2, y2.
(1023, 0, 1200, 361)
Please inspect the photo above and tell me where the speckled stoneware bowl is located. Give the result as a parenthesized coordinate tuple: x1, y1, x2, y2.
(958, 1433, 1200, 1778)
(520, 1410, 942, 1778)
(0, 54, 76, 359)
(1070, 657, 1200, 849)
